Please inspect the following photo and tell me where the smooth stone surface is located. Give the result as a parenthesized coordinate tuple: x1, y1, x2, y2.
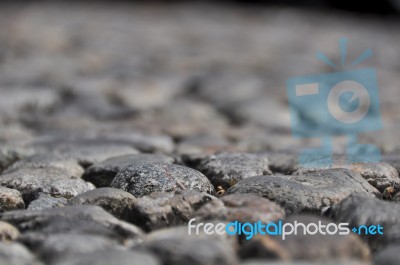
(129, 190, 218, 231)
(295, 160, 400, 193)
(82, 154, 174, 187)
(111, 162, 215, 197)
(0, 187, 25, 211)
(4, 154, 84, 179)
(326, 195, 400, 250)
(53, 249, 160, 265)
(196, 153, 272, 189)
(239, 215, 370, 262)
(195, 194, 285, 224)
(27, 193, 68, 211)
(227, 169, 380, 214)
(68, 188, 136, 221)
(0, 168, 95, 203)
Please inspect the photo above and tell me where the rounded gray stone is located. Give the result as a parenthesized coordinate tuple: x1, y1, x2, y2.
(27, 193, 68, 211)
(68, 187, 136, 221)
(111, 162, 215, 197)
(295, 159, 400, 193)
(82, 154, 174, 187)
(129, 190, 217, 231)
(227, 169, 380, 214)
(239, 214, 370, 262)
(0, 168, 95, 203)
(195, 193, 285, 224)
(0, 205, 144, 244)
(326, 195, 400, 250)
(196, 153, 272, 190)
(4, 153, 84, 179)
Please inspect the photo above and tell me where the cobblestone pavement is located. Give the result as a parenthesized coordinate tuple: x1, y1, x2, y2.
(0, 2, 400, 265)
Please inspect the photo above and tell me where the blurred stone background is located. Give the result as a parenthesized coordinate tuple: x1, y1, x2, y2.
(0, 1, 399, 156)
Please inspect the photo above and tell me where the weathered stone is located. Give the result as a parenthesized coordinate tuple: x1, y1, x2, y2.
(4, 153, 84, 179)
(295, 159, 400, 193)
(0, 187, 25, 211)
(53, 250, 160, 265)
(68, 188, 136, 221)
(129, 190, 217, 231)
(196, 153, 272, 190)
(227, 169, 380, 214)
(326, 195, 400, 250)
(0, 242, 42, 265)
(0, 221, 20, 242)
(82, 154, 174, 187)
(239, 215, 370, 262)
(0, 168, 95, 203)
(195, 194, 285, 224)
(0, 205, 144, 244)
(111, 162, 215, 197)
(141, 226, 238, 265)
(27, 193, 67, 211)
